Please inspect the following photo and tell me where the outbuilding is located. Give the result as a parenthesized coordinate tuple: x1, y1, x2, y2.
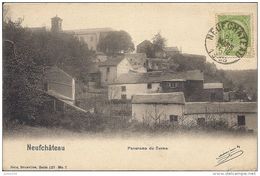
(184, 102, 257, 131)
(132, 92, 185, 125)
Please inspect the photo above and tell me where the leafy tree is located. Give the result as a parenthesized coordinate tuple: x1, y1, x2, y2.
(3, 19, 93, 126)
(137, 33, 167, 58)
(152, 32, 166, 52)
(97, 30, 134, 55)
(3, 20, 46, 125)
(3, 4, 11, 22)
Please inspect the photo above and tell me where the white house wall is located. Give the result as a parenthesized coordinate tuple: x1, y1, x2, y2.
(117, 59, 132, 76)
(131, 103, 257, 131)
(100, 66, 117, 86)
(108, 83, 161, 100)
(132, 104, 184, 125)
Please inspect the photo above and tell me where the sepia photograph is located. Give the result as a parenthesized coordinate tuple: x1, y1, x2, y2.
(2, 2, 258, 172)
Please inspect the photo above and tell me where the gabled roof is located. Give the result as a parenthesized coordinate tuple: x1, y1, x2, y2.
(98, 57, 124, 67)
(132, 92, 185, 104)
(137, 40, 153, 47)
(111, 70, 203, 84)
(204, 83, 223, 89)
(98, 53, 147, 67)
(185, 102, 257, 114)
(45, 66, 74, 79)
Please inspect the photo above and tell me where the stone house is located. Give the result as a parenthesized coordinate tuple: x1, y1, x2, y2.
(184, 102, 257, 131)
(98, 53, 147, 87)
(147, 58, 171, 71)
(131, 93, 257, 131)
(155, 47, 180, 58)
(108, 70, 204, 102)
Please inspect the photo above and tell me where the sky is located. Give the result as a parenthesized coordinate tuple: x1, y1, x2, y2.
(5, 3, 257, 70)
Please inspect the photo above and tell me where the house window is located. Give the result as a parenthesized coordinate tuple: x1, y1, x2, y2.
(147, 83, 152, 89)
(237, 115, 245, 126)
(170, 115, 178, 122)
(106, 67, 110, 73)
(197, 118, 206, 126)
(121, 86, 126, 92)
(121, 94, 127, 100)
(169, 82, 177, 88)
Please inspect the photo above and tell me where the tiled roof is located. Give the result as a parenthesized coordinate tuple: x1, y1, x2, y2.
(45, 66, 73, 79)
(98, 57, 124, 66)
(98, 53, 147, 67)
(185, 102, 257, 114)
(132, 92, 185, 104)
(204, 83, 223, 89)
(111, 70, 203, 84)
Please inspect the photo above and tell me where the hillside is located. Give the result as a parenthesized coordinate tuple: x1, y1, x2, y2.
(224, 69, 257, 98)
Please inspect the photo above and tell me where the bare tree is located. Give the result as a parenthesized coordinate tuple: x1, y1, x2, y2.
(143, 105, 166, 126)
(3, 4, 11, 22)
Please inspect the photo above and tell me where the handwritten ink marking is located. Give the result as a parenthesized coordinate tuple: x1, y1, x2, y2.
(216, 145, 244, 166)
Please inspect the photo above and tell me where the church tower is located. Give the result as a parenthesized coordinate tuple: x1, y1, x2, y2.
(51, 15, 62, 33)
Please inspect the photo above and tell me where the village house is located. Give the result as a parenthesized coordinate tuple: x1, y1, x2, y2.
(147, 58, 171, 71)
(42, 66, 89, 114)
(86, 62, 101, 88)
(184, 102, 257, 131)
(131, 92, 257, 131)
(44, 66, 75, 105)
(132, 92, 185, 125)
(202, 83, 224, 102)
(155, 46, 180, 58)
(108, 70, 204, 101)
(136, 40, 153, 55)
(98, 53, 147, 86)
(136, 40, 180, 58)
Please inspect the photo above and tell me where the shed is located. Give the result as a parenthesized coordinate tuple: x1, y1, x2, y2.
(184, 102, 257, 131)
(132, 92, 185, 125)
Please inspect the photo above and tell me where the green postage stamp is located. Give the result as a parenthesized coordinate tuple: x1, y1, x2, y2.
(205, 13, 254, 64)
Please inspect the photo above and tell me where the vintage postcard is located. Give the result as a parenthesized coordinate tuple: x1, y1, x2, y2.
(2, 2, 258, 172)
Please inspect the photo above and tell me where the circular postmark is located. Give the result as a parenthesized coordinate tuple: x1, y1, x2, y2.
(205, 20, 248, 64)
